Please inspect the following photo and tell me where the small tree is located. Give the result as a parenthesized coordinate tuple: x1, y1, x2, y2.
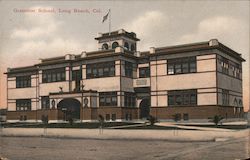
(68, 117, 74, 126)
(172, 114, 180, 122)
(41, 115, 48, 126)
(213, 115, 224, 127)
(98, 115, 104, 134)
(41, 115, 48, 135)
(148, 115, 157, 126)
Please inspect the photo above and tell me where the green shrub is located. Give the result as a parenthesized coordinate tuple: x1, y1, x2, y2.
(212, 115, 224, 126)
(148, 115, 157, 126)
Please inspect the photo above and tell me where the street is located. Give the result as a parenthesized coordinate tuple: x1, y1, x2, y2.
(0, 135, 249, 160)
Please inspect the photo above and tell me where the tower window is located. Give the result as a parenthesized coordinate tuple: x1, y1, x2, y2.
(131, 44, 135, 51)
(102, 43, 108, 50)
(112, 42, 119, 49)
(124, 42, 129, 50)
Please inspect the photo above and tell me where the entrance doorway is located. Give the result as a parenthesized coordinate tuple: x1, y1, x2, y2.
(57, 98, 81, 121)
(139, 98, 150, 119)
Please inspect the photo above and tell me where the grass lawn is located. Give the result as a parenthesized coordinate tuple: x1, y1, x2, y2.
(118, 125, 198, 130)
(1, 122, 140, 129)
(177, 124, 248, 130)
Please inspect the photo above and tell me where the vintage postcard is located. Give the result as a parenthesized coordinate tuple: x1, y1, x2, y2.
(0, 0, 249, 160)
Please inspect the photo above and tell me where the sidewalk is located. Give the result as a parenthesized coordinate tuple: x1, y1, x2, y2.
(155, 122, 233, 132)
(0, 127, 249, 142)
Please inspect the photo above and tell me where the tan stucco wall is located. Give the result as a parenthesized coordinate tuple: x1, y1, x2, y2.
(84, 77, 120, 91)
(39, 82, 69, 96)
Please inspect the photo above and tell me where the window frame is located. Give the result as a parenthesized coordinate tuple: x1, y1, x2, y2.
(139, 67, 150, 78)
(16, 99, 32, 111)
(168, 89, 197, 106)
(125, 61, 134, 78)
(86, 61, 115, 79)
(42, 68, 66, 83)
(222, 89, 229, 106)
(124, 92, 136, 107)
(41, 96, 50, 109)
(112, 41, 119, 49)
(99, 92, 117, 107)
(16, 75, 31, 88)
(167, 56, 197, 75)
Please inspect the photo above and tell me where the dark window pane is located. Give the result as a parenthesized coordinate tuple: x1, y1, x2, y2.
(16, 76, 31, 88)
(182, 63, 189, 73)
(99, 92, 117, 106)
(189, 62, 196, 72)
(168, 89, 197, 106)
(167, 56, 196, 75)
(42, 68, 65, 83)
(125, 61, 133, 78)
(190, 94, 197, 104)
(86, 61, 115, 79)
(16, 99, 31, 111)
(112, 42, 119, 49)
(175, 95, 182, 105)
(175, 64, 182, 74)
(139, 67, 150, 78)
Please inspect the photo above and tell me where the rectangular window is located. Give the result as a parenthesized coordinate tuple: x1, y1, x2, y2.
(168, 89, 197, 106)
(167, 64, 174, 74)
(222, 89, 229, 106)
(42, 68, 65, 83)
(220, 57, 229, 74)
(72, 70, 82, 81)
(111, 114, 116, 121)
(16, 76, 31, 88)
(99, 92, 117, 106)
(231, 63, 241, 79)
(105, 114, 110, 121)
(139, 67, 150, 78)
(16, 99, 31, 111)
(125, 61, 133, 78)
(167, 56, 196, 75)
(86, 61, 115, 79)
(41, 96, 50, 109)
(124, 92, 136, 107)
(183, 113, 189, 121)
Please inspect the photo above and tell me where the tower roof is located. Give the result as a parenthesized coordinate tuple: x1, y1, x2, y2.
(95, 29, 140, 41)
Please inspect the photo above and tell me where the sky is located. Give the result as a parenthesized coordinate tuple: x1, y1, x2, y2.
(0, 0, 249, 111)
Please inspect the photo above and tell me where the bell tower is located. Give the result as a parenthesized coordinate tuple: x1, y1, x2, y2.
(95, 29, 140, 52)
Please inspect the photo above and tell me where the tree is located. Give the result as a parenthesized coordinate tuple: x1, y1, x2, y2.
(68, 117, 74, 125)
(213, 115, 224, 127)
(148, 115, 157, 126)
(41, 115, 48, 125)
(41, 115, 48, 135)
(172, 114, 181, 122)
(98, 115, 104, 134)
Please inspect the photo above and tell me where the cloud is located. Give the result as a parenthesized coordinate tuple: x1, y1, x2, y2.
(11, 25, 57, 39)
(6, 6, 87, 67)
(177, 16, 249, 53)
(11, 6, 61, 40)
(121, 11, 169, 50)
(123, 11, 166, 37)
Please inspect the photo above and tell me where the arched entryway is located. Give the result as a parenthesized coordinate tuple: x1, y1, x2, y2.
(139, 98, 150, 119)
(57, 98, 81, 121)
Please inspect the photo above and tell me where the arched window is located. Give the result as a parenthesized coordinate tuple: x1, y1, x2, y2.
(131, 44, 135, 51)
(124, 42, 129, 50)
(112, 42, 119, 49)
(102, 43, 108, 50)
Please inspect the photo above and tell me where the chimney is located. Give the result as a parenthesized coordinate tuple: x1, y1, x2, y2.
(115, 46, 124, 53)
(209, 39, 219, 46)
(150, 47, 155, 54)
(81, 51, 87, 58)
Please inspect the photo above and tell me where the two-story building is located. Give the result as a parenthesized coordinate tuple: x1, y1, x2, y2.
(5, 29, 245, 122)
